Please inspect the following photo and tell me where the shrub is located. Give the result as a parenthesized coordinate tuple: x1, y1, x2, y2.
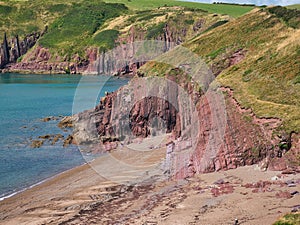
(267, 6, 300, 28)
(205, 20, 229, 32)
(0, 5, 13, 15)
(146, 22, 165, 39)
(93, 29, 120, 50)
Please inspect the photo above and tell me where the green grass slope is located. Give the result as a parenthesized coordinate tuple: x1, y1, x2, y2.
(38, 2, 128, 57)
(184, 7, 300, 133)
(104, 0, 254, 17)
(0, 0, 81, 38)
(0, 0, 241, 60)
(287, 4, 300, 10)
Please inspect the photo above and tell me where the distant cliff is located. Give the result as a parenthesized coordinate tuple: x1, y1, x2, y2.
(0, 32, 40, 70)
(1, 7, 229, 75)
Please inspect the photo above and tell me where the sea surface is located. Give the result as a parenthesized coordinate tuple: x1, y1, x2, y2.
(0, 73, 129, 199)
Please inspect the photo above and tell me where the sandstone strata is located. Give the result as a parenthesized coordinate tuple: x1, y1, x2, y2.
(71, 74, 299, 177)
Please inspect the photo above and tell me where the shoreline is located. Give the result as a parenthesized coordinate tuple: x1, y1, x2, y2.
(0, 160, 105, 224)
(0, 69, 135, 78)
(0, 159, 299, 224)
(0, 162, 88, 202)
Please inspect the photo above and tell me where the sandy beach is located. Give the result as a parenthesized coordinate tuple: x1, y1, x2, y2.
(0, 140, 299, 225)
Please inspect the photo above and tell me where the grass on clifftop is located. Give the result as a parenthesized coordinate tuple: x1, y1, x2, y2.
(287, 4, 300, 10)
(104, 0, 254, 17)
(0, 0, 254, 61)
(187, 7, 300, 134)
(0, 0, 254, 40)
(38, 2, 127, 57)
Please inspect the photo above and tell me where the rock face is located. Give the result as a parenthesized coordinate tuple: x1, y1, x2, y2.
(172, 87, 300, 178)
(7, 45, 90, 74)
(72, 77, 185, 149)
(0, 32, 41, 69)
(85, 20, 207, 76)
(72, 74, 299, 176)
(1, 20, 201, 74)
(1, 10, 226, 75)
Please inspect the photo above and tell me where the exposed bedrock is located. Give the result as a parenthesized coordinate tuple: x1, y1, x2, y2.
(0, 32, 41, 69)
(72, 77, 190, 150)
(85, 22, 202, 76)
(174, 88, 299, 178)
(70, 70, 299, 175)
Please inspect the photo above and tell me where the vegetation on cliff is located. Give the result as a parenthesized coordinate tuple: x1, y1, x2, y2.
(38, 2, 127, 57)
(0, 0, 254, 60)
(194, 7, 300, 134)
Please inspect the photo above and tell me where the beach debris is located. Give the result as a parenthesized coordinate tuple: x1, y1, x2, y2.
(275, 190, 292, 199)
(271, 176, 280, 181)
(282, 169, 296, 174)
(143, 221, 158, 225)
(285, 180, 296, 187)
(290, 191, 299, 196)
(213, 179, 226, 185)
(243, 180, 273, 193)
(291, 205, 300, 212)
(211, 183, 234, 197)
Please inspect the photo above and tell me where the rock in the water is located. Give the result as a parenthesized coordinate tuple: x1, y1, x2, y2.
(51, 134, 64, 145)
(63, 135, 74, 147)
(30, 140, 44, 148)
(58, 116, 74, 129)
(38, 134, 51, 139)
(42, 117, 52, 122)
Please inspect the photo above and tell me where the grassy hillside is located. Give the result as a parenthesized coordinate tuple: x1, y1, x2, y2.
(0, 0, 243, 60)
(141, 6, 300, 134)
(287, 4, 300, 10)
(0, 0, 254, 39)
(0, 0, 96, 37)
(38, 2, 128, 57)
(104, 0, 254, 17)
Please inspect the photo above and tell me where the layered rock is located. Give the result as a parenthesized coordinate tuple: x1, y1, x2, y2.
(0, 32, 41, 69)
(71, 73, 299, 176)
(85, 19, 209, 75)
(72, 77, 187, 151)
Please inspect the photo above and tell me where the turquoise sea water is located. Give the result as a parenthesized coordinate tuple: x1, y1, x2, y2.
(0, 73, 129, 199)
